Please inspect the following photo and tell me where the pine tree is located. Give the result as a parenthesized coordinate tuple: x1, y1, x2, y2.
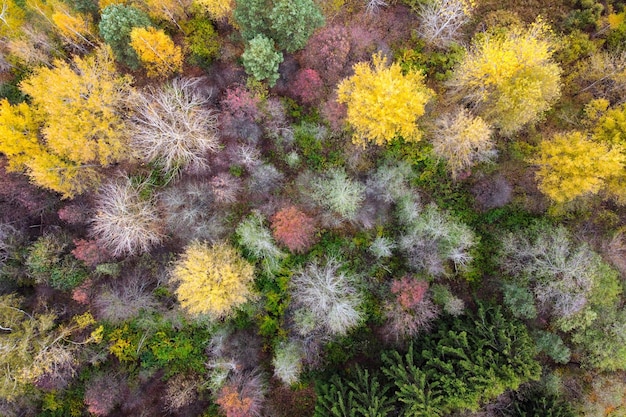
(382, 303, 541, 416)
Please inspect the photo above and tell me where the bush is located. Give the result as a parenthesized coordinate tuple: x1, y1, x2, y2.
(241, 35, 283, 87)
(183, 16, 220, 68)
(26, 234, 89, 290)
(90, 178, 164, 257)
(99, 4, 152, 68)
(271, 206, 317, 253)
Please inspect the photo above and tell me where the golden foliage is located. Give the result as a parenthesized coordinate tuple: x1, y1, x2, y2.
(532, 131, 626, 204)
(51, 2, 94, 44)
(172, 241, 255, 319)
(0, 46, 132, 197)
(130, 27, 183, 78)
(450, 19, 561, 136)
(193, 0, 233, 21)
(431, 108, 496, 179)
(337, 52, 434, 146)
(0, 0, 26, 38)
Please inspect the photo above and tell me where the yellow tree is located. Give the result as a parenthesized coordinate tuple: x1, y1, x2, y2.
(51, 1, 96, 47)
(532, 131, 626, 204)
(0, 0, 25, 38)
(337, 52, 435, 147)
(130, 27, 183, 78)
(141, 0, 191, 29)
(193, 0, 233, 21)
(431, 108, 496, 179)
(172, 241, 255, 319)
(0, 45, 132, 198)
(450, 19, 561, 136)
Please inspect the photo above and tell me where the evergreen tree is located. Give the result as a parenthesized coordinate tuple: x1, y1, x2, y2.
(382, 303, 541, 416)
(99, 4, 152, 69)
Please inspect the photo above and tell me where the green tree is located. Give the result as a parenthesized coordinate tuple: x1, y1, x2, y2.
(314, 367, 395, 417)
(268, 0, 323, 53)
(241, 34, 283, 86)
(234, 0, 323, 52)
(99, 4, 152, 68)
(450, 19, 561, 136)
(382, 303, 541, 416)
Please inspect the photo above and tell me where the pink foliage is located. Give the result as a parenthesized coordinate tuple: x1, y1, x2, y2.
(300, 26, 351, 86)
(385, 277, 439, 342)
(221, 86, 261, 122)
(391, 276, 428, 310)
(321, 94, 347, 132)
(271, 206, 317, 253)
(72, 279, 93, 305)
(72, 239, 111, 267)
(84, 374, 124, 416)
(289, 69, 324, 105)
(58, 203, 89, 225)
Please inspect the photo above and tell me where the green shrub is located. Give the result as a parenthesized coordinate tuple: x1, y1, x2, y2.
(534, 331, 571, 364)
(502, 282, 537, 319)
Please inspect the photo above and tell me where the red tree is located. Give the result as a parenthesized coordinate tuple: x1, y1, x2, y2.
(289, 68, 323, 105)
(271, 206, 317, 253)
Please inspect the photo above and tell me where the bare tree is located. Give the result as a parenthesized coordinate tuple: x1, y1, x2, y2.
(129, 78, 219, 172)
(418, 0, 473, 48)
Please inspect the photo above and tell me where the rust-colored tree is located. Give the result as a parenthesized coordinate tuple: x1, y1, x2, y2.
(271, 206, 317, 253)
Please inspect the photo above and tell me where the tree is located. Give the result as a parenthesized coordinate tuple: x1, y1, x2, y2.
(311, 168, 366, 222)
(234, 0, 324, 53)
(90, 178, 164, 257)
(399, 203, 476, 277)
(384, 277, 439, 342)
(0, 46, 132, 198)
(50, 1, 96, 48)
(314, 367, 395, 417)
(141, 0, 191, 29)
(267, 0, 324, 53)
(290, 258, 364, 336)
(0, 295, 101, 400)
(531, 131, 625, 204)
(99, 4, 152, 68)
(337, 52, 434, 146)
(449, 19, 561, 136)
(194, 0, 233, 20)
(271, 206, 317, 253)
(430, 108, 496, 179)
(216, 370, 266, 417)
(382, 303, 541, 416)
(241, 34, 283, 86)
(172, 241, 255, 319)
(417, 0, 474, 48)
(129, 78, 219, 172)
(236, 213, 286, 274)
(130, 27, 183, 78)
(272, 341, 304, 385)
